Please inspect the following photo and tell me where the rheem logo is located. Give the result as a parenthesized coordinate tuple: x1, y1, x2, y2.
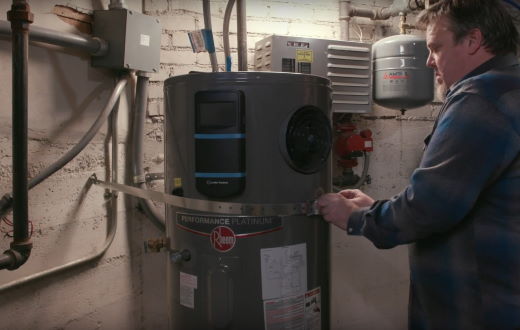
(210, 226, 236, 252)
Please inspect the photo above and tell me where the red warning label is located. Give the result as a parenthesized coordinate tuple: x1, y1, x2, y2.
(210, 226, 236, 252)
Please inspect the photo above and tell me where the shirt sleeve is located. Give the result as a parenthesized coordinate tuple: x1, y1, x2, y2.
(348, 93, 520, 249)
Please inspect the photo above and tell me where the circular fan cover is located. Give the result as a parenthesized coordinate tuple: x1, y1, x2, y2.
(284, 106, 332, 174)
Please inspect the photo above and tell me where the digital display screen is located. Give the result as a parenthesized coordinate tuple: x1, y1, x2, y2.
(198, 102, 236, 128)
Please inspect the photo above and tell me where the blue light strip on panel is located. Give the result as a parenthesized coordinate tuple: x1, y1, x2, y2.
(195, 172, 246, 178)
(194, 133, 245, 139)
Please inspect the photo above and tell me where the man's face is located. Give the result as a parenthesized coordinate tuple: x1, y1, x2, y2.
(426, 16, 470, 90)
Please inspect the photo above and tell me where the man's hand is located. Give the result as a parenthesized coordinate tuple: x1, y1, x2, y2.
(317, 193, 356, 230)
(338, 189, 375, 208)
(317, 190, 375, 230)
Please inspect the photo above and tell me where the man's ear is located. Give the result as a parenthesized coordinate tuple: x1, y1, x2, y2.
(465, 28, 484, 55)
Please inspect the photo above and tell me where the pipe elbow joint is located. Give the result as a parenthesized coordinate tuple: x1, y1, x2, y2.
(4, 240, 32, 270)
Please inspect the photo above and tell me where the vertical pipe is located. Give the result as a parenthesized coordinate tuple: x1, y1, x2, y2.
(202, 0, 219, 72)
(10, 1, 33, 248)
(339, 0, 350, 41)
(236, 0, 247, 71)
(132, 71, 165, 231)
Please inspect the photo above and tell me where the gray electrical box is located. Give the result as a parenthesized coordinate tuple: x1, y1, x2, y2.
(255, 35, 372, 113)
(92, 9, 161, 72)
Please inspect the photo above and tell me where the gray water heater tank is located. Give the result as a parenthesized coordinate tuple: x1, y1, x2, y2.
(372, 34, 433, 110)
(164, 72, 331, 330)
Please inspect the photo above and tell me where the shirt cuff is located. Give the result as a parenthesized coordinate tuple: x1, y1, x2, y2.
(346, 207, 369, 235)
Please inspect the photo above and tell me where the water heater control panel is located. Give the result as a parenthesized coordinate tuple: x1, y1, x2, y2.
(194, 90, 245, 198)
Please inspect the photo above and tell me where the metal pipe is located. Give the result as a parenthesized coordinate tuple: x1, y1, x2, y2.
(0, 77, 125, 286)
(340, 0, 413, 21)
(0, 181, 119, 292)
(108, 0, 126, 10)
(333, 152, 371, 192)
(132, 71, 165, 231)
(0, 76, 128, 219)
(223, 0, 236, 71)
(202, 0, 218, 72)
(339, 0, 350, 40)
(236, 0, 247, 71)
(0, 20, 108, 56)
(1, 0, 34, 271)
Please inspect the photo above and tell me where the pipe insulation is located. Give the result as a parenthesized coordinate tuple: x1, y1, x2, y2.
(131, 72, 165, 231)
(202, 0, 219, 72)
(0, 20, 108, 56)
(236, 0, 248, 71)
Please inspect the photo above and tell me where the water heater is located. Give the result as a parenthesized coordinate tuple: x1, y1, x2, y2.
(164, 72, 332, 330)
(372, 34, 434, 110)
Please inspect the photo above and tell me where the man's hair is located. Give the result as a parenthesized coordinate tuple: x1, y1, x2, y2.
(417, 0, 519, 55)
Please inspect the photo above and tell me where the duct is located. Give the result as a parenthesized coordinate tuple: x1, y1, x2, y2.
(202, 0, 218, 72)
(237, 0, 247, 71)
(223, 0, 236, 71)
(0, 20, 108, 56)
(131, 71, 165, 231)
(340, 0, 413, 21)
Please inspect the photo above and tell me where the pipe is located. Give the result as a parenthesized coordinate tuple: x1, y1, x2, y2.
(339, 0, 413, 21)
(0, 76, 129, 218)
(202, 0, 218, 72)
(0, 178, 119, 292)
(132, 72, 165, 231)
(1, 0, 34, 271)
(0, 78, 124, 286)
(0, 20, 108, 56)
(333, 152, 371, 192)
(223, 0, 236, 71)
(339, 0, 350, 40)
(236, 0, 247, 71)
(109, 0, 126, 10)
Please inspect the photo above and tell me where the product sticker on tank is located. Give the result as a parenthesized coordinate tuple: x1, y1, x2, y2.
(179, 272, 197, 309)
(260, 243, 307, 300)
(263, 287, 321, 330)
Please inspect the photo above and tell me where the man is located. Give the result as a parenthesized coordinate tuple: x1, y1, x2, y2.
(318, 0, 520, 329)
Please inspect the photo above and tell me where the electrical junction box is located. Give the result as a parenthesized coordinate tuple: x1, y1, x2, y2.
(92, 9, 161, 72)
(254, 35, 372, 113)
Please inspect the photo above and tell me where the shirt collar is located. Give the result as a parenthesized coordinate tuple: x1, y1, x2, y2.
(447, 53, 519, 96)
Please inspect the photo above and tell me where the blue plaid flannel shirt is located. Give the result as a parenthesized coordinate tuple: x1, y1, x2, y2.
(348, 54, 520, 330)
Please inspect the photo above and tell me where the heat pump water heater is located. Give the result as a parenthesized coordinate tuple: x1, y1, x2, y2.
(164, 72, 332, 330)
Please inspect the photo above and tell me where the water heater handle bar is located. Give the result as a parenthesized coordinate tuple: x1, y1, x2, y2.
(89, 174, 320, 217)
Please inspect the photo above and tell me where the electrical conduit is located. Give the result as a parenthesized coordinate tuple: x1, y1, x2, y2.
(223, 0, 236, 71)
(0, 77, 126, 287)
(131, 72, 165, 231)
(202, 0, 218, 72)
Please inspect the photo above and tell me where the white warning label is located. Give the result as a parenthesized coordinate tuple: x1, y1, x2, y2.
(263, 287, 322, 330)
(179, 272, 197, 309)
(260, 243, 307, 300)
